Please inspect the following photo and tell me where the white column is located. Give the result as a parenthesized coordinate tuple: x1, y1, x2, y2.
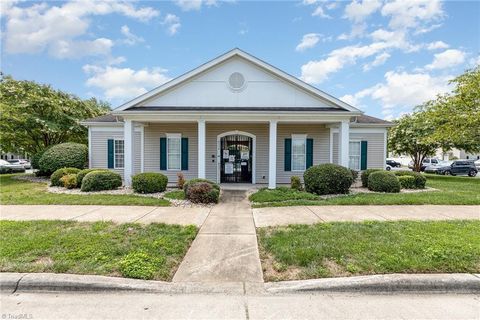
(124, 119, 135, 186)
(140, 125, 145, 173)
(197, 120, 206, 179)
(268, 120, 277, 189)
(339, 120, 350, 168)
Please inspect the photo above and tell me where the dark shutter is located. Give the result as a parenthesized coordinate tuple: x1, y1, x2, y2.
(361, 140, 368, 170)
(107, 139, 114, 169)
(181, 137, 188, 171)
(160, 137, 167, 170)
(306, 138, 313, 169)
(284, 138, 292, 171)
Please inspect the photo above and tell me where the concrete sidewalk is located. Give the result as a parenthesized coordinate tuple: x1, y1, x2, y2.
(253, 205, 480, 227)
(0, 205, 210, 226)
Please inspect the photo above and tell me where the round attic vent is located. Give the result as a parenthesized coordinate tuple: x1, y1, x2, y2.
(228, 72, 246, 90)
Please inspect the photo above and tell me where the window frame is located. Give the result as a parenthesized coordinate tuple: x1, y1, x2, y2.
(113, 139, 124, 169)
(166, 133, 182, 171)
(349, 140, 361, 171)
(291, 134, 307, 172)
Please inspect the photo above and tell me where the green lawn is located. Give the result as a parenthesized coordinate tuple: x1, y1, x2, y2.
(0, 220, 197, 280)
(0, 174, 170, 206)
(258, 220, 480, 281)
(164, 190, 186, 200)
(251, 174, 480, 207)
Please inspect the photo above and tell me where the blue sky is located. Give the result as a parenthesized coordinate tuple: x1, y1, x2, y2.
(2, 0, 479, 119)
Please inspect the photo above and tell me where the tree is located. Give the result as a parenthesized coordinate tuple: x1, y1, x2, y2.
(420, 66, 480, 154)
(0, 74, 110, 156)
(388, 112, 440, 172)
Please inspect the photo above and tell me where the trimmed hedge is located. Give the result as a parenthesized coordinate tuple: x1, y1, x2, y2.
(60, 174, 78, 189)
(361, 169, 382, 187)
(303, 163, 353, 195)
(184, 178, 220, 195)
(50, 167, 81, 187)
(186, 182, 220, 204)
(39, 143, 88, 176)
(398, 176, 416, 189)
(368, 171, 400, 193)
(76, 168, 109, 188)
(81, 171, 122, 192)
(132, 173, 168, 194)
(290, 176, 302, 191)
(393, 170, 426, 189)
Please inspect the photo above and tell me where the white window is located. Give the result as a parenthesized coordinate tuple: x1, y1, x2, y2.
(167, 133, 181, 171)
(349, 141, 361, 171)
(292, 134, 307, 171)
(114, 139, 124, 169)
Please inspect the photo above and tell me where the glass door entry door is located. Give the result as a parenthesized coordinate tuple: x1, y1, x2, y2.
(220, 135, 252, 183)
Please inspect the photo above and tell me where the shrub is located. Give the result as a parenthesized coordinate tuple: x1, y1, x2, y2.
(77, 168, 109, 188)
(368, 171, 400, 193)
(361, 168, 382, 187)
(119, 251, 164, 280)
(81, 170, 122, 192)
(132, 172, 168, 194)
(184, 178, 220, 195)
(303, 164, 353, 195)
(60, 174, 78, 189)
(350, 170, 359, 182)
(39, 143, 88, 176)
(398, 176, 416, 189)
(31, 147, 50, 170)
(50, 167, 81, 187)
(393, 170, 426, 189)
(186, 182, 220, 204)
(291, 176, 303, 191)
(177, 172, 186, 190)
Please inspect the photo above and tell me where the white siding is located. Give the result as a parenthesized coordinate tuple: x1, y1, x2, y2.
(333, 131, 385, 169)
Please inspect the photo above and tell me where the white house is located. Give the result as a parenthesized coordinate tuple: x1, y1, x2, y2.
(82, 48, 393, 188)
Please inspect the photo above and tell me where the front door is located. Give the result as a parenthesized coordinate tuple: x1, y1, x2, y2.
(220, 135, 252, 183)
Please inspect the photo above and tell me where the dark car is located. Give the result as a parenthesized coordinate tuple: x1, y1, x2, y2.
(386, 159, 401, 168)
(436, 160, 478, 177)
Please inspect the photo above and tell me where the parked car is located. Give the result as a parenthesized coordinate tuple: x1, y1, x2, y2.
(8, 159, 31, 169)
(424, 160, 452, 174)
(435, 160, 477, 177)
(475, 159, 480, 171)
(386, 159, 401, 168)
(386, 164, 392, 171)
(408, 158, 439, 171)
(0, 159, 26, 174)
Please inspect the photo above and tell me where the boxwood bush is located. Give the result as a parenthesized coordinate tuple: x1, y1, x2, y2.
(186, 182, 220, 204)
(39, 143, 88, 176)
(132, 172, 168, 193)
(76, 168, 109, 188)
(50, 167, 81, 187)
(184, 178, 220, 195)
(393, 170, 426, 189)
(290, 176, 303, 191)
(398, 175, 416, 189)
(361, 168, 382, 187)
(367, 171, 400, 193)
(303, 163, 353, 195)
(81, 170, 122, 192)
(60, 174, 78, 189)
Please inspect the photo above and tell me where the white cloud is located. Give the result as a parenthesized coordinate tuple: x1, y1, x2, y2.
(162, 14, 181, 35)
(174, 0, 218, 11)
(2, 1, 158, 58)
(83, 64, 172, 101)
(426, 41, 449, 50)
(337, 22, 367, 40)
(344, 0, 382, 23)
(363, 52, 391, 71)
(425, 49, 466, 70)
(296, 33, 321, 52)
(381, 0, 444, 32)
(50, 38, 113, 59)
(120, 25, 144, 46)
(312, 6, 331, 19)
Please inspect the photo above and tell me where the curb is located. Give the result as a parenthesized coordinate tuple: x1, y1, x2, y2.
(1, 273, 479, 294)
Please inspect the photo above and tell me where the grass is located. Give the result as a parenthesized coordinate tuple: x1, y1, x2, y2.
(251, 174, 480, 207)
(0, 220, 197, 280)
(0, 174, 170, 206)
(258, 220, 480, 281)
(164, 190, 186, 200)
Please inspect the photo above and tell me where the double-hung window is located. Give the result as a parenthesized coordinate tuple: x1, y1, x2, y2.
(167, 133, 181, 171)
(114, 139, 124, 169)
(349, 141, 361, 171)
(292, 134, 307, 171)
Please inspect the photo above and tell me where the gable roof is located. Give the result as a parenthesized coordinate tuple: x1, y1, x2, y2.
(113, 48, 361, 113)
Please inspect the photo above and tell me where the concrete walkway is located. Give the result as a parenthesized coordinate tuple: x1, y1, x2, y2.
(172, 190, 264, 283)
(253, 205, 480, 227)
